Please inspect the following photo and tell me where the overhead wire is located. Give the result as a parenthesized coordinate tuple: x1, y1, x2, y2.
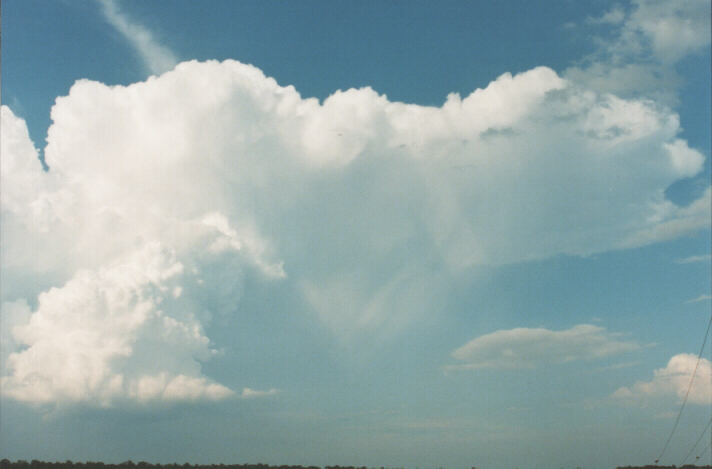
(654, 311, 712, 464)
(680, 415, 712, 466)
(698, 438, 712, 462)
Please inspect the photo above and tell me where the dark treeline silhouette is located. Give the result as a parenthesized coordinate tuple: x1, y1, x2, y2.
(2, 462, 712, 469)
(616, 466, 712, 469)
(0, 461, 402, 469)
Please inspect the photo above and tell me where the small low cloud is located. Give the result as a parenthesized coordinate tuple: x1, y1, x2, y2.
(686, 294, 712, 304)
(676, 254, 712, 264)
(613, 354, 712, 405)
(240, 388, 280, 399)
(449, 324, 641, 370)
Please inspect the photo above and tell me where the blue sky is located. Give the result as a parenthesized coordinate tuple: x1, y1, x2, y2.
(1, 2, 711, 469)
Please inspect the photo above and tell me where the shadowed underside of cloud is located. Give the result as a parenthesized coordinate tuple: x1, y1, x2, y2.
(448, 324, 641, 370)
(0, 56, 708, 406)
(613, 354, 712, 405)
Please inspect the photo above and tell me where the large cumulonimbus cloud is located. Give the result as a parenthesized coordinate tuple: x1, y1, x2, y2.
(1, 59, 709, 406)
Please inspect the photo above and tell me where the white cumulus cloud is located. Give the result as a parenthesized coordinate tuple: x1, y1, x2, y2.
(449, 324, 641, 370)
(1, 243, 234, 406)
(613, 354, 712, 405)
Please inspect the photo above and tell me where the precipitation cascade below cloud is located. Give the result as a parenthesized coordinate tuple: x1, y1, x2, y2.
(1, 59, 709, 407)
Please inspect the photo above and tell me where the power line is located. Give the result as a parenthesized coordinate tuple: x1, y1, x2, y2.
(680, 415, 712, 466)
(654, 311, 712, 464)
(694, 439, 712, 464)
